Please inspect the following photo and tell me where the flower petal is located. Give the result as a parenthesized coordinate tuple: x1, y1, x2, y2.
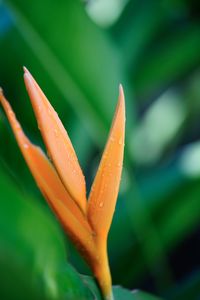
(23, 68, 87, 213)
(87, 85, 125, 238)
(0, 91, 92, 237)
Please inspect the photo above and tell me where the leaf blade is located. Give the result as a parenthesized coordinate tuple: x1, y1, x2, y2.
(0, 170, 94, 300)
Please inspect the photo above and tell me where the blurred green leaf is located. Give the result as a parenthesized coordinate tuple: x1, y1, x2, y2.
(130, 89, 186, 165)
(85, 0, 129, 28)
(2, 0, 128, 145)
(134, 25, 200, 100)
(0, 170, 93, 300)
(113, 287, 161, 300)
(81, 275, 103, 299)
(166, 270, 200, 300)
(110, 149, 200, 288)
(112, 1, 167, 68)
(81, 276, 161, 300)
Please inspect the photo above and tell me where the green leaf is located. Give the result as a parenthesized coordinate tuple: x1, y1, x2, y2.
(113, 286, 161, 300)
(81, 275, 103, 300)
(109, 150, 200, 288)
(2, 0, 129, 145)
(112, 1, 167, 68)
(0, 170, 93, 300)
(166, 270, 200, 300)
(80, 276, 161, 300)
(134, 25, 200, 100)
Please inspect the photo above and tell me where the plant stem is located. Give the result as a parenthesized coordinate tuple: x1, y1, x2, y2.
(92, 239, 113, 300)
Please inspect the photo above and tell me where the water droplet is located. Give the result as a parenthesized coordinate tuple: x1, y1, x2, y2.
(8, 110, 14, 117)
(104, 154, 107, 160)
(118, 138, 122, 145)
(99, 201, 103, 208)
(15, 122, 21, 130)
(23, 143, 29, 149)
(54, 128, 58, 137)
(48, 108, 52, 115)
(38, 105, 42, 112)
(110, 136, 115, 142)
(100, 188, 104, 195)
(117, 163, 121, 167)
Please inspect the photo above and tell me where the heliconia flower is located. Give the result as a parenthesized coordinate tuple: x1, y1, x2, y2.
(0, 68, 125, 300)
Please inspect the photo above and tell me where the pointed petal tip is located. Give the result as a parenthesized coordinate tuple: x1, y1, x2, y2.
(23, 69, 32, 82)
(23, 71, 31, 84)
(23, 66, 29, 74)
(117, 84, 125, 124)
(118, 84, 125, 103)
(23, 70, 38, 102)
(23, 67, 33, 83)
(0, 88, 6, 105)
(0, 91, 3, 106)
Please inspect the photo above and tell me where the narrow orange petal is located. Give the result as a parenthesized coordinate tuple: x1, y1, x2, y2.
(0, 91, 92, 237)
(87, 85, 125, 238)
(23, 68, 87, 213)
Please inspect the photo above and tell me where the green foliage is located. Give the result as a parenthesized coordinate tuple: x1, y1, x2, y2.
(113, 287, 161, 300)
(0, 170, 93, 300)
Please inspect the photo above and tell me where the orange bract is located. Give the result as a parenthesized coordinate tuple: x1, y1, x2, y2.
(24, 68, 87, 213)
(87, 86, 125, 238)
(0, 69, 125, 300)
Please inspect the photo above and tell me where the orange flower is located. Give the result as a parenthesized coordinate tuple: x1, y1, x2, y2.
(0, 68, 125, 300)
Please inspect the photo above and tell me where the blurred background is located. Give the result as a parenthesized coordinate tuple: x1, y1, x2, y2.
(0, 0, 200, 299)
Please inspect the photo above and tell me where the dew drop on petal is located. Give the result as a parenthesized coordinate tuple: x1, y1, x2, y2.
(23, 143, 29, 149)
(54, 128, 58, 137)
(8, 110, 14, 117)
(118, 138, 122, 145)
(99, 201, 103, 208)
(15, 122, 21, 130)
